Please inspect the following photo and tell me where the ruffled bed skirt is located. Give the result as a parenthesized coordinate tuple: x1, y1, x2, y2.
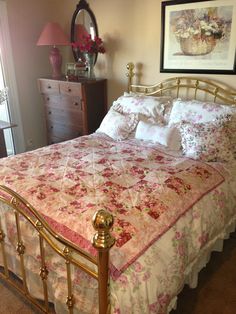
(168, 218, 236, 312)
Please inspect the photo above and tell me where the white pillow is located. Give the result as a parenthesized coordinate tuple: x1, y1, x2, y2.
(96, 109, 138, 140)
(112, 94, 172, 124)
(135, 121, 181, 151)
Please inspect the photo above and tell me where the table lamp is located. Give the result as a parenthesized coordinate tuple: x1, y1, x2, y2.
(37, 22, 69, 79)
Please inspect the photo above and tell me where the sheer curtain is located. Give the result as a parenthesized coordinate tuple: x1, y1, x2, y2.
(0, 0, 25, 154)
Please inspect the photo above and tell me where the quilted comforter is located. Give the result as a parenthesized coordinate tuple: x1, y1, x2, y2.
(0, 133, 235, 313)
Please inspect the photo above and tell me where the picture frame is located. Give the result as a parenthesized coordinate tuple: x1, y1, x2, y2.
(160, 0, 236, 74)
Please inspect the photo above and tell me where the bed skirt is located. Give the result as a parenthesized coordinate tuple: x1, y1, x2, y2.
(168, 217, 236, 313)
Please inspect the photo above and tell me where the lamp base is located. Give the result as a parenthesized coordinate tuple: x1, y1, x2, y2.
(49, 47, 62, 79)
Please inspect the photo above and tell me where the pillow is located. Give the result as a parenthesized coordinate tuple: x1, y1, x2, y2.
(123, 92, 174, 124)
(112, 94, 173, 124)
(179, 119, 234, 162)
(135, 121, 181, 151)
(168, 98, 236, 124)
(168, 99, 236, 158)
(96, 109, 138, 140)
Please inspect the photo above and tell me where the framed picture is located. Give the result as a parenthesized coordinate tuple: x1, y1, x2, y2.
(160, 0, 236, 74)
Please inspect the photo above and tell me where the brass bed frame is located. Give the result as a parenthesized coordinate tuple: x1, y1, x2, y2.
(0, 63, 236, 314)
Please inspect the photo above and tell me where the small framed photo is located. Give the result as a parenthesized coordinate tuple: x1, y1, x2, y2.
(160, 0, 236, 74)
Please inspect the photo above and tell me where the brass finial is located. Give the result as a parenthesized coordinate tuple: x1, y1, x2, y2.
(92, 210, 115, 250)
(126, 62, 135, 92)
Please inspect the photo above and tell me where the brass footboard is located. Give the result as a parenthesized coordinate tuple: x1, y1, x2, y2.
(0, 185, 115, 314)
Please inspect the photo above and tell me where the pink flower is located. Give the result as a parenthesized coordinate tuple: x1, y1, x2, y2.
(175, 231, 182, 240)
(134, 261, 143, 272)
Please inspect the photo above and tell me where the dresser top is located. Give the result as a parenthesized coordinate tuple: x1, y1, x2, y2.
(39, 77, 106, 83)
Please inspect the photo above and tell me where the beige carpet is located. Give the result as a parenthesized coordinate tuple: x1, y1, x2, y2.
(0, 231, 236, 314)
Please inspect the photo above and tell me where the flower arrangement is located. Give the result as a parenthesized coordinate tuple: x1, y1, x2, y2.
(171, 8, 229, 55)
(72, 34, 105, 54)
(173, 9, 225, 41)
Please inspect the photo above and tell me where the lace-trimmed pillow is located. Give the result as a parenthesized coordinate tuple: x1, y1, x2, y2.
(179, 118, 234, 162)
(112, 94, 172, 124)
(96, 109, 138, 140)
(135, 121, 181, 151)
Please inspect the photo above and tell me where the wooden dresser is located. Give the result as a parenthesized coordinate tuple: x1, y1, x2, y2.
(38, 78, 107, 145)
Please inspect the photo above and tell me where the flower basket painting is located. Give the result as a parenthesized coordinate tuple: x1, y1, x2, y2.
(160, 0, 236, 74)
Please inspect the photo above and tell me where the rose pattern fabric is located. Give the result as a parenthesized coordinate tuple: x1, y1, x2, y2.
(0, 134, 235, 314)
(168, 99, 236, 158)
(0, 133, 224, 277)
(179, 120, 234, 162)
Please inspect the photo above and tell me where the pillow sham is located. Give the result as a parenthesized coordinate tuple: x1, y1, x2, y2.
(123, 92, 173, 123)
(112, 94, 172, 124)
(179, 119, 234, 162)
(168, 99, 236, 158)
(96, 109, 138, 140)
(168, 98, 236, 124)
(135, 121, 181, 151)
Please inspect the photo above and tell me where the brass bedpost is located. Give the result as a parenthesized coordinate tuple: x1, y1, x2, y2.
(92, 210, 115, 314)
(126, 62, 135, 92)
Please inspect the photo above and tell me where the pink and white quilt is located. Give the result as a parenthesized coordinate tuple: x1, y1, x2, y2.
(0, 133, 235, 313)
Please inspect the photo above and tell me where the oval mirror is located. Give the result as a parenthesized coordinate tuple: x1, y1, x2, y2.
(71, 0, 98, 64)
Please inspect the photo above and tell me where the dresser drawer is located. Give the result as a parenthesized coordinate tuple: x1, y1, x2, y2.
(45, 105, 83, 126)
(43, 95, 83, 111)
(39, 79, 59, 94)
(59, 81, 82, 97)
(47, 121, 83, 140)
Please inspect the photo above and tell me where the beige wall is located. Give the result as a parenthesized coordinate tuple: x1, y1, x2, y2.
(5, 0, 236, 150)
(5, 0, 69, 149)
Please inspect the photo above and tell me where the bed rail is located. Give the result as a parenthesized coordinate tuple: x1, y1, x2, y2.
(126, 62, 236, 105)
(0, 185, 115, 314)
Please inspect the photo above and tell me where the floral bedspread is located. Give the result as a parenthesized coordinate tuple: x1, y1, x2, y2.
(0, 134, 225, 278)
(0, 134, 236, 313)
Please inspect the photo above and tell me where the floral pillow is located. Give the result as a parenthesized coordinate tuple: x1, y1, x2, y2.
(135, 121, 181, 151)
(112, 94, 173, 124)
(168, 98, 236, 124)
(96, 109, 138, 140)
(179, 119, 234, 162)
(168, 99, 236, 158)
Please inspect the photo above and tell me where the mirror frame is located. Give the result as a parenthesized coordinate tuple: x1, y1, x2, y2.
(71, 0, 99, 63)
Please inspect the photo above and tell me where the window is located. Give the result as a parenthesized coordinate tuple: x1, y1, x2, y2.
(0, 0, 25, 154)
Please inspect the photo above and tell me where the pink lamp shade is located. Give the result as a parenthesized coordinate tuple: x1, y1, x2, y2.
(37, 22, 69, 79)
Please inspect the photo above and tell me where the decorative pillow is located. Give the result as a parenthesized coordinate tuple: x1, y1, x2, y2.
(168, 98, 236, 124)
(135, 121, 181, 151)
(168, 99, 236, 158)
(112, 94, 173, 124)
(96, 109, 138, 140)
(179, 119, 234, 162)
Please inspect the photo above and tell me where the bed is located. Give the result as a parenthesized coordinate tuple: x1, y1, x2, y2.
(0, 63, 236, 314)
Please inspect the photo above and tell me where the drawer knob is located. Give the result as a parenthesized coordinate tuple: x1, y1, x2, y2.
(74, 102, 79, 106)
(47, 85, 51, 89)
(68, 88, 72, 92)
(48, 111, 52, 114)
(47, 97, 50, 101)
(50, 126, 53, 129)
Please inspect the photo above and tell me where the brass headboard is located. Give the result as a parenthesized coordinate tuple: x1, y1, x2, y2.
(126, 62, 236, 105)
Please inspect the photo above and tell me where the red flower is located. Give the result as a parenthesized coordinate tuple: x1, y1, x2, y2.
(71, 34, 105, 54)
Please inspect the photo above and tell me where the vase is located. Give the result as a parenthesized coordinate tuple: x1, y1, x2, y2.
(84, 53, 96, 78)
(179, 36, 217, 56)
